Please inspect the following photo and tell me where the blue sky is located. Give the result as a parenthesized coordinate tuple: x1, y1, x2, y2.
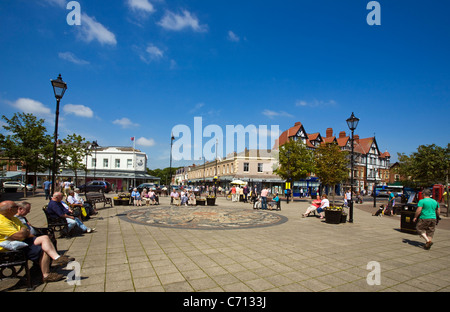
(0, 0, 449, 169)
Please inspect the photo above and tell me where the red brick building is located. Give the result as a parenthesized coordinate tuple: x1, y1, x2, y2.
(275, 122, 391, 194)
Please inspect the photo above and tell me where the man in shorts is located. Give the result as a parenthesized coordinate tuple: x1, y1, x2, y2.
(413, 189, 440, 250)
(0, 201, 73, 282)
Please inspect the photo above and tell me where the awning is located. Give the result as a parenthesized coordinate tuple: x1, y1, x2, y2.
(0, 171, 24, 180)
(28, 169, 160, 181)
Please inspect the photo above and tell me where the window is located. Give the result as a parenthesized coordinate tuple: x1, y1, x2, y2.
(103, 159, 108, 168)
(257, 163, 263, 172)
(127, 159, 133, 168)
(92, 158, 96, 167)
(243, 162, 249, 172)
(115, 159, 120, 168)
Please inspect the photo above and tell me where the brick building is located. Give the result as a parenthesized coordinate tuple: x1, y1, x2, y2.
(276, 122, 391, 195)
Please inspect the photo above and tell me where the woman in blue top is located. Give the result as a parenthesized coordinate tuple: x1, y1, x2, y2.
(131, 188, 142, 206)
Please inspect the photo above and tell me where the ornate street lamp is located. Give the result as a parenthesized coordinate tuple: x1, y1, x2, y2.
(346, 112, 359, 223)
(50, 74, 67, 197)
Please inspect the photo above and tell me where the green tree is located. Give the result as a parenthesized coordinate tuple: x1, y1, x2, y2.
(58, 134, 91, 186)
(274, 140, 316, 184)
(314, 143, 349, 205)
(0, 113, 52, 196)
(147, 167, 181, 185)
(397, 143, 450, 187)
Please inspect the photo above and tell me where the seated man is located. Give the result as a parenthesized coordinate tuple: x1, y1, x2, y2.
(0, 201, 73, 283)
(66, 189, 93, 220)
(47, 192, 94, 234)
(15, 201, 58, 248)
(73, 188, 97, 215)
(171, 189, 180, 206)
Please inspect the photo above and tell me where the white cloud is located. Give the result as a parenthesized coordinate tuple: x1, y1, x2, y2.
(157, 10, 207, 32)
(136, 137, 156, 147)
(63, 104, 94, 118)
(295, 99, 337, 107)
(113, 117, 139, 128)
(43, 0, 66, 8)
(10, 98, 51, 117)
(262, 109, 294, 119)
(227, 31, 240, 42)
(137, 44, 164, 63)
(189, 102, 205, 114)
(58, 52, 89, 65)
(78, 13, 117, 46)
(127, 0, 155, 13)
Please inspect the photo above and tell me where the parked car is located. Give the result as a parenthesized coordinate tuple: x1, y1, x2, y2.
(2, 181, 25, 192)
(78, 180, 112, 193)
(129, 183, 157, 193)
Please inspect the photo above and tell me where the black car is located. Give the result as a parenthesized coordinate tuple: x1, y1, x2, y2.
(78, 180, 112, 193)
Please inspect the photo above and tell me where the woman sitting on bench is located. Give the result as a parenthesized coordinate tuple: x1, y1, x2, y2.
(302, 195, 322, 218)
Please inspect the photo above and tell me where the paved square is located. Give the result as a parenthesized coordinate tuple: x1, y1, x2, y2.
(2, 191, 449, 292)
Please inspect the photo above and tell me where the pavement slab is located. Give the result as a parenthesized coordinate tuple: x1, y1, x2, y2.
(1, 190, 449, 295)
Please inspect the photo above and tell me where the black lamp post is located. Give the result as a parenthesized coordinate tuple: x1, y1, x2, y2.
(346, 112, 359, 223)
(91, 140, 98, 179)
(50, 74, 67, 197)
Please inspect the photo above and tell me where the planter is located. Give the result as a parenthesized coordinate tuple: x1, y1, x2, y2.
(113, 199, 121, 206)
(324, 209, 342, 224)
(119, 198, 130, 206)
(197, 199, 206, 206)
(340, 213, 347, 223)
(206, 197, 216, 206)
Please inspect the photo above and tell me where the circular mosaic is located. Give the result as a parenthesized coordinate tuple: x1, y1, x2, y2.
(119, 206, 287, 230)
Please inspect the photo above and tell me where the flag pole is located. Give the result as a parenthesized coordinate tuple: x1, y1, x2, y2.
(132, 136, 136, 188)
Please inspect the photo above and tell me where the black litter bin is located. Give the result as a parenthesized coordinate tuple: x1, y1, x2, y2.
(400, 204, 418, 234)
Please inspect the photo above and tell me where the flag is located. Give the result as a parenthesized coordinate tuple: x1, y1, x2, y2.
(131, 137, 135, 141)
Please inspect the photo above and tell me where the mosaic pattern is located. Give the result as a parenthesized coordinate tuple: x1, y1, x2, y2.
(120, 206, 287, 230)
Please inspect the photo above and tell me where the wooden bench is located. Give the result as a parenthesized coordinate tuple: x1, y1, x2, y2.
(268, 198, 281, 211)
(0, 250, 33, 291)
(85, 193, 113, 209)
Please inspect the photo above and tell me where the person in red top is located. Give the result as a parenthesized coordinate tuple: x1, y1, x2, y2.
(302, 195, 322, 217)
(231, 186, 237, 202)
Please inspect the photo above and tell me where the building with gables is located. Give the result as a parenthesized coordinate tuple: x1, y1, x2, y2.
(275, 122, 391, 195)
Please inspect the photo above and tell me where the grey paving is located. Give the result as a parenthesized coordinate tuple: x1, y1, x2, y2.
(1, 191, 449, 292)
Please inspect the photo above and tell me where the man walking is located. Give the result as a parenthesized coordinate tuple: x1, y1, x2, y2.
(43, 179, 51, 200)
(413, 189, 440, 250)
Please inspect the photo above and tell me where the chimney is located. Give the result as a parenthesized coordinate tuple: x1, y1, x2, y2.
(339, 131, 346, 138)
(326, 128, 333, 138)
(354, 134, 360, 143)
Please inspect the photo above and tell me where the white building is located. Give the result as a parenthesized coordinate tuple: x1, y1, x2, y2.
(33, 146, 159, 192)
